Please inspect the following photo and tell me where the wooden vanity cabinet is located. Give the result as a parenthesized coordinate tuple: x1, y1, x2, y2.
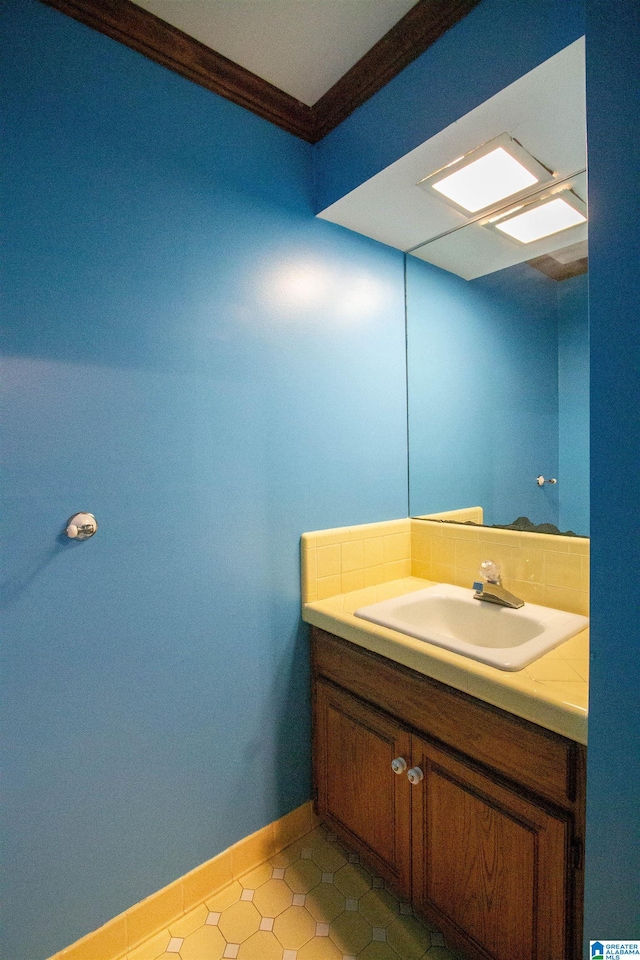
(312, 626, 586, 960)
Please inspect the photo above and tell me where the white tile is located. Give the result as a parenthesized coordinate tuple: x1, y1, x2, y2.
(399, 902, 413, 915)
(301, 848, 313, 859)
(206, 911, 221, 925)
(240, 888, 254, 901)
(431, 931, 445, 946)
(348, 853, 359, 863)
(292, 893, 306, 906)
(322, 872, 334, 883)
(343, 955, 357, 960)
(272, 867, 285, 879)
(166, 938, 183, 954)
(372, 877, 384, 888)
(316, 922, 330, 936)
(326, 832, 337, 841)
(283, 951, 298, 960)
(223, 945, 240, 959)
(372, 928, 386, 941)
(345, 898, 358, 911)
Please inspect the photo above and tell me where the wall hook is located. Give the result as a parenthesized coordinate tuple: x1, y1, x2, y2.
(65, 512, 98, 540)
(536, 476, 557, 486)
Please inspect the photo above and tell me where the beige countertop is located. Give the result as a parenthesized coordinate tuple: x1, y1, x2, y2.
(303, 576, 588, 745)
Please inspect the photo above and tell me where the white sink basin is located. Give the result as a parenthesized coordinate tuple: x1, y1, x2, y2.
(354, 583, 589, 671)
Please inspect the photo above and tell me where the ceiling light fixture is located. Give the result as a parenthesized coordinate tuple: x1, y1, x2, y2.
(417, 133, 554, 214)
(491, 193, 587, 244)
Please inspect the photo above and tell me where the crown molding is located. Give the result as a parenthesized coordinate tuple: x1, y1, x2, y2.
(39, 0, 314, 140)
(39, 0, 482, 144)
(313, 0, 483, 140)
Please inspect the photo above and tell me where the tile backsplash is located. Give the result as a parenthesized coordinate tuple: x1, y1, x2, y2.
(411, 519, 589, 616)
(302, 516, 588, 616)
(301, 519, 411, 602)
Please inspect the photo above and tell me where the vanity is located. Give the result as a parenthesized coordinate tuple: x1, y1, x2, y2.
(302, 516, 589, 960)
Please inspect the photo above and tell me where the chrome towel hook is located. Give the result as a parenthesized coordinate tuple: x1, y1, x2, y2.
(65, 512, 98, 540)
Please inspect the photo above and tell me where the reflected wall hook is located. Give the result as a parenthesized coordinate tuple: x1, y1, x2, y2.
(536, 476, 557, 486)
(65, 512, 98, 540)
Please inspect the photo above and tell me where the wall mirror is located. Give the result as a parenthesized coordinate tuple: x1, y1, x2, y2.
(319, 39, 589, 536)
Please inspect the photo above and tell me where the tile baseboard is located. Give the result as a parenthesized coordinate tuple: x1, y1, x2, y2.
(49, 801, 319, 960)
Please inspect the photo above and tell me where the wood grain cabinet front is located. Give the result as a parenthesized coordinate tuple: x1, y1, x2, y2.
(315, 678, 412, 897)
(311, 627, 586, 960)
(410, 735, 568, 960)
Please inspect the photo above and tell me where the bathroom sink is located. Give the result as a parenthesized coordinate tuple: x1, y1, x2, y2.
(354, 583, 588, 671)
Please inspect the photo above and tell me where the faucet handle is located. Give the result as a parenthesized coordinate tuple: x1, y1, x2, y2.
(479, 559, 501, 584)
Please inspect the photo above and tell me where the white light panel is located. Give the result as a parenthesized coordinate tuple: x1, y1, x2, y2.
(495, 197, 586, 243)
(431, 147, 539, 213)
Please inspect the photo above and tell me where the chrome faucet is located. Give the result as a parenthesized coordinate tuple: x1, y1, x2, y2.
(473, 560, 524, 609)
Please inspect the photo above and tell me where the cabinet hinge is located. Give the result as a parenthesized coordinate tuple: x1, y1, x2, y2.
(571, 837, 584, 871)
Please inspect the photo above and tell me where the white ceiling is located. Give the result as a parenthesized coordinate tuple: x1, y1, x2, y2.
(318, 38, 587, 280)
(131, 0, 419, 106)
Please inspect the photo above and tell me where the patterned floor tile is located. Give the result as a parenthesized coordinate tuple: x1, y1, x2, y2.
(272, 905, 316, 950)
(359, 942, 400, 960)
(386, 916, 432, 960)
(206, 881, 243, 913)
(309, 840, 348, 874)
(297, 934, 344, 959)
(217, 901, 261, 944)
(238, 862, 272, 890)
(179, 924, 226, 960)
(358, 889, 400, 928)
(284, 859, 322, 895)
(304, 882, 346, 922)
(125, 826, 468, 960)
(334, 863, 373, 899)
(330, 909, 373, 954)
(252, 878, 294, 918)
(237, 930, 284, 959)
(269, 839, 307, 869)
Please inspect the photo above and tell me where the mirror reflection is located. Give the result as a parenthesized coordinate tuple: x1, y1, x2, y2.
(406, 257, 589, 535)
(403, 38, 589, 536)
(318, 38, 589, 535)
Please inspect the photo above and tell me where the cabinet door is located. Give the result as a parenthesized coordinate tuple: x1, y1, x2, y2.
(314, 679, 412, 896)
(411, 735, 568, 960)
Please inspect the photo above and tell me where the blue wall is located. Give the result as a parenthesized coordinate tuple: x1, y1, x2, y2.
(584, 0, 640, 945)
(558, 274, 589, 535)
(0, 3, 408, 958)
(406, 258, 561, 527)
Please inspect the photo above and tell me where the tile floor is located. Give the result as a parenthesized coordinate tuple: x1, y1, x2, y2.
(126, 825, 467, 960)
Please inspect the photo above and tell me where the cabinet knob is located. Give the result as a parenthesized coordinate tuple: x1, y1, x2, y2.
(407, 766, 424, 785)
(391, 757, 407, 775)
